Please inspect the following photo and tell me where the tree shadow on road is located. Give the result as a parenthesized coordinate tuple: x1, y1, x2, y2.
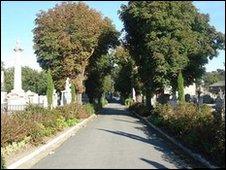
(113, 118, 141, 124)
(97, 128, 189, 169)
(140, 158, 168, 169)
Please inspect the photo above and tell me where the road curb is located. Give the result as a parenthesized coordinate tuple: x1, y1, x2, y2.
(7, 114, 97, 169)
(130, 110, 219, 169)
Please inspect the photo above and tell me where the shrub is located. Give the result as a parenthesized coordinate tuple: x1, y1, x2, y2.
(150, 102, 224, 167)
(1, 102, 94, 148)
(83, 103, 95, 115)
(100, 97, 108, 107)
(129, 102, 150, 117)
(125, 98, 134, 107)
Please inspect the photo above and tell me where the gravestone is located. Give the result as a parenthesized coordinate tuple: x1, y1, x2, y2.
(132, 88, 136, 102)
(61, 78, 71, 105)
(26, 90, 39, 104)
(38, 95, 48, 108)
(169, 94, 177, 107)
(52, 89, 58, 108)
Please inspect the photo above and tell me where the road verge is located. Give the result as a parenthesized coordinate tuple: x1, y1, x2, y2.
(7, 114, 97, 169)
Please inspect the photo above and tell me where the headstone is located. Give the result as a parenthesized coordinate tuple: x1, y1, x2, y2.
(38, 95, 48, 108)
(61, 78, 72, 105)
(26, 90, 39, 104)
(132, 88, 136, 102)
(151, 95, 157, 107)
(52, 89, 58, 108)
(169, 95, 177, 107)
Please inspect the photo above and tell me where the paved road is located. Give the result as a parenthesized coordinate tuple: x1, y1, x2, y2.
(32, 103, 198, 169)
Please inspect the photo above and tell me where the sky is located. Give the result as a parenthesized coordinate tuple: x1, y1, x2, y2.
(1, 1, 225, 72)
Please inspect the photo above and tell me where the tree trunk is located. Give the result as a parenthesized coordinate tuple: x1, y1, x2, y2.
(77, 93, 82, 105)
(146, 87, 152, 112)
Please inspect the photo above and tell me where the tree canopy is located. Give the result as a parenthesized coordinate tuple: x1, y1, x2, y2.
(33, 2, 118, 96)
(119, 1, 225, 108)
(3, 66, 47, 95)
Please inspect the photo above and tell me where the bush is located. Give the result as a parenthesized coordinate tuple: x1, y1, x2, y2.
(83, 103, 95, 115)
(100, 97, 108, 107)
(1, 103, 95, 147)
(125, 98, 134, 107)
(129, 102, 150, 117)
(151, 102, 224, 167)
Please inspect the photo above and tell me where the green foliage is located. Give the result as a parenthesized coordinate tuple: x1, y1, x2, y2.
(148, 103, 224, 167)
(83, 103, 96, 115)
(46, 69, 54, 109)
(4, 67, 13, 93)
(177, 70, 185, 102)
(1, 103, 95, 147)
(3, 66, 47, 95)
(129, 102, 150, 117)
(33, 2, 119, 93)
(85, 53, 117, 103)
(114, 46, 138, 100)
(125, 98, 134, 107)
(100, 97, 108, 107)
(71, 83, 76, 103)
(203, 69, 225, 89)
(119, 2, 225, 108)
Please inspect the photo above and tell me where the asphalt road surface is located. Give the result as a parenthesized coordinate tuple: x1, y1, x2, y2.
(32, 103, 200, 169)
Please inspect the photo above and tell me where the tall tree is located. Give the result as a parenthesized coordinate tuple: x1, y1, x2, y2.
(177, 70, 185, 102)
(119, 2, 224, 110)
(85, 17, 120, 104)
(33, 2, 114, 103)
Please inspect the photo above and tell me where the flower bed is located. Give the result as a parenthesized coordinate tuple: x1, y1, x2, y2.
(129, 102, 225, 167)
(1, 103, 95, 148)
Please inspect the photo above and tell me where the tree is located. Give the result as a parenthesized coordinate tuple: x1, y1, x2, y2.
(177, 70, 185, 102)
(203, 69, 225, 89)
(85, 53, 115, 104)
(33, 2, 115, 104)
(4, 67, 14, 93)
(85, 17, 120, 104)
(119, 2, 225, 110)
(4, 67, 47, 95)
(46, 69, 54, 109)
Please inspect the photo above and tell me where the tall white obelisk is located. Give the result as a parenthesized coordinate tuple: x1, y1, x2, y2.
(7, 41, 27, 105)
(11, 41, 25, 94)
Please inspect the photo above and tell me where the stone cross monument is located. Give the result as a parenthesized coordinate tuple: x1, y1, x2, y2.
(7, 41, 27, 105)
(11, 41, 25, 94)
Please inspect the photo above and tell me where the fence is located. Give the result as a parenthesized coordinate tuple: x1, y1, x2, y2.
(1, 103, 44, 114)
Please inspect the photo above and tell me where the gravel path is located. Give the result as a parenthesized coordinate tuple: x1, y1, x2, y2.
(32, 103, 198, 169)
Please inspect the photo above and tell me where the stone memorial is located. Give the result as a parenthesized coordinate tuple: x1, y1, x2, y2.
(7, 41, 28, 106)
(26, 90, 39, 104)
(61, 78, 71, 105)
(52, 89, 58, 108)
